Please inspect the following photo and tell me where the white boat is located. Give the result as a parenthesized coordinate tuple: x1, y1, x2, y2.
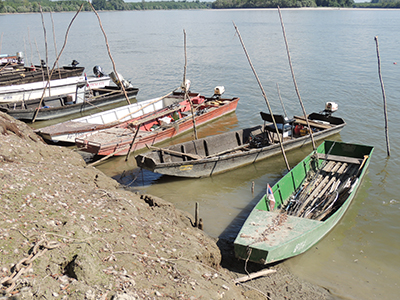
(0, 74, 111, 104)
(35, 93, 177, 143)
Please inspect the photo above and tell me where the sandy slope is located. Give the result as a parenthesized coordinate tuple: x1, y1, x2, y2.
(0, 112, 332, 299)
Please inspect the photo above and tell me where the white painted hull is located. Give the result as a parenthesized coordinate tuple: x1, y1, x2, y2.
(36, 96, 166, 143)
(0, 76, 111, 103)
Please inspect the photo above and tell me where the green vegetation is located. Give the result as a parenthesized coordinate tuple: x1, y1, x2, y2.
(212, 0, 353, 8)
(354, 0, 400, 7)
(0, 0, 399, 14)
(0, 0, 212, 14)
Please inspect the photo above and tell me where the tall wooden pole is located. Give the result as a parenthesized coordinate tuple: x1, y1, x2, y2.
(374, 36, 391, 156)
(182, 29, 198, 140)
(277, 6, 316, 150)
(89, 2, 131, 106)
(32, 4, 83, 123)
(233, 22, 290, 171)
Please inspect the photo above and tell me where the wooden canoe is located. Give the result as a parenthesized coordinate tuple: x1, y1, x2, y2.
(74, 92, 239, 156)
(135, 112, 346, 178)
(0, 86, 139, 121)
(234, 140, 374, 265)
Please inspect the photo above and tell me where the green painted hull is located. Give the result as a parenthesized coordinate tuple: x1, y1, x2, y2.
(234, 140, 374, 264)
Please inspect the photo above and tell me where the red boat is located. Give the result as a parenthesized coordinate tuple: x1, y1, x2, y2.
(75, 89, 239, 156)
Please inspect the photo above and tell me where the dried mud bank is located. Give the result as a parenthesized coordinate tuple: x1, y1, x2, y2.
(0, 112, 333, 299)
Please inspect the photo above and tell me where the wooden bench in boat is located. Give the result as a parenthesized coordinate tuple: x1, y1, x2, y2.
(293, 116, 334, 130)
(315, 153, 363, 165)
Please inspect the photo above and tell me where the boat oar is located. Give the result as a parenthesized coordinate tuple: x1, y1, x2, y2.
(125, 125, 141, 161)
(206, 143, 250, 158)
(355, 155, 369, 177)
(87, 144, 131, 167)
(146, 145, 203, 160)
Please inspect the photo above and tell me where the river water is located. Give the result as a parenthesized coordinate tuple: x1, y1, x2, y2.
(1, 8, 399, 300)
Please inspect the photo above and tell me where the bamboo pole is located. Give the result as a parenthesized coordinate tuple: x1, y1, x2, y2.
(182, 29, 198, 140)
(276, 82, 288, 118)
(32, 4, 84, 122)
(374, 36, 390, 156)
(277, 6, 316, 150)
(89, 2, 131, 106)
(233, 22, 290, 171)
(50, 10, 62, 79)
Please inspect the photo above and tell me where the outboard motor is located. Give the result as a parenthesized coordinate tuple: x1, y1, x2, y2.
(109, 71, 133, 89)
(322, 102, 338, 116)
(93, 65, 106, 78)
(212, 86, 225, 99)
(16, 52, 24, 64)
(71, 60, 79, 68)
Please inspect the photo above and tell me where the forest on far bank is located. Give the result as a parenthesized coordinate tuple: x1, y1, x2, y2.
(0, 0, 399, 14)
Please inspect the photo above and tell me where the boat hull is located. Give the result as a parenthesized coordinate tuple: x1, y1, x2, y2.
(234, 141, 374, 264)
(35, 95, 181, 143)
(76, 97, 240, 156)
(0, 76, 111, 103)
(136, 113, 346, 178)
(0, 66, 84, 86)
(0, 87, 139, 121)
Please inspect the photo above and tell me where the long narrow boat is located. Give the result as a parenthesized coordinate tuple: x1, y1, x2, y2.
(0, 66, 111, 104)
(0, 63, 84, 86)
(135, 107, 346, 178)
(35, 88, 237, 146)
(234, 140, 373, 265)
(0, 86, 139, 121)
(74, 89, 239, 156)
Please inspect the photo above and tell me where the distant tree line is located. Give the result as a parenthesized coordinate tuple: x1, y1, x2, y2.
(0, 0, 399, 13)
(0, 0, 211, 14)
(211, 0, 353, 8)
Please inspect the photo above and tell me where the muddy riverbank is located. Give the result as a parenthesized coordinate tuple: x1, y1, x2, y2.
(0, 112, 332, 299)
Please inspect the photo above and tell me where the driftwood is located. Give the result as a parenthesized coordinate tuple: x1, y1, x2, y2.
(234, 269, 277, 284)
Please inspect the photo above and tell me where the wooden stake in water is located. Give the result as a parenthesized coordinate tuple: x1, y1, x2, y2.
(195, 202, 199, 228)
(374, 36, 391, 157)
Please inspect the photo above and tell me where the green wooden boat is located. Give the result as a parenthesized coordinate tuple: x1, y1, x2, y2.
(234, 140, 374, 265)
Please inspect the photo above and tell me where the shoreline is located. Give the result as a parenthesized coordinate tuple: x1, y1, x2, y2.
(0, 112, 333, 299)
